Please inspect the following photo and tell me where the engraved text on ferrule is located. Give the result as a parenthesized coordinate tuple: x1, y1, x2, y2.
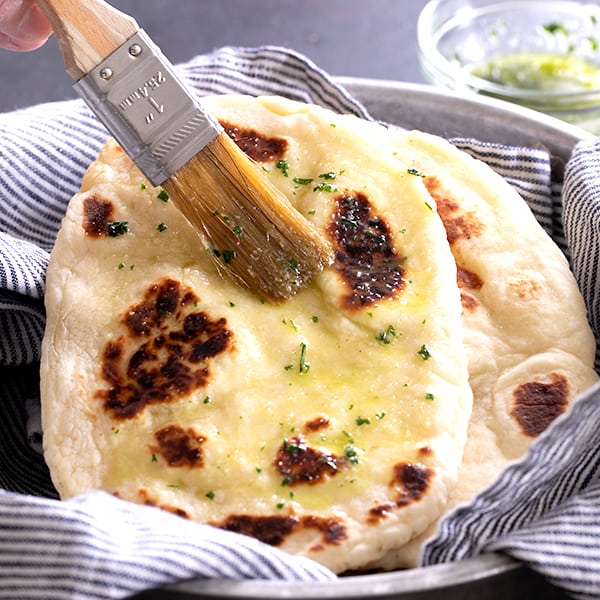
(118, 71, 167, 112)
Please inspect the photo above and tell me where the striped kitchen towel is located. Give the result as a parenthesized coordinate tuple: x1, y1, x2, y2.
(1, 44, 599, 599)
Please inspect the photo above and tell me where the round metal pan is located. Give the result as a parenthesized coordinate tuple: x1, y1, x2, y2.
(134, 80, 589, 600)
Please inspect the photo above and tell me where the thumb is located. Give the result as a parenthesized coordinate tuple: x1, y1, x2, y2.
(0, 0, 52, 51)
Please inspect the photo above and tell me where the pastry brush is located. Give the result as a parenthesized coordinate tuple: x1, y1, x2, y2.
(36, 0, 333, 301)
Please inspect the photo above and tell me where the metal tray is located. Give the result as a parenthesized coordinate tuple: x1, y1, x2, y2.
(134, 79, 589, 600)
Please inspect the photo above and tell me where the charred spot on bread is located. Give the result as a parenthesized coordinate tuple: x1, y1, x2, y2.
(215, 513, 348, 549)
(82, 195, 114, 237)
(511, 372, 569, 437)
(274, 435, 349, 487)
(137, 488, 191, 519)
(151, 424, 206, 468)
(328, 191, 406, 308)
(424, 177, 484, 245)
(221, 121, 289, 163)
(457, 265, 483, 291)
(367, 462, 433, 524)
(96, 278, 233, 420)
(460, 292, 480, 312)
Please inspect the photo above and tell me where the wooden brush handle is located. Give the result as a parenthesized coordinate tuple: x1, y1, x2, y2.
(36, 0, 139, 80)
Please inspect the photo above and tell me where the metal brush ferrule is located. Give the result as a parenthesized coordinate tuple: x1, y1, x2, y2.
(74, 30, 221, 186)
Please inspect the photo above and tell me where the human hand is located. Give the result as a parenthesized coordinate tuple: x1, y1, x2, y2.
(0, 0, 51, 51)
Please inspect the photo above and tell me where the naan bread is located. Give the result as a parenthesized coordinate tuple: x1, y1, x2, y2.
(366, 129, 599, 568)
(41, 96, 473, 573)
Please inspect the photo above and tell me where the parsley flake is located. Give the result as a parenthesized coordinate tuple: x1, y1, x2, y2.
(319, 171, 337, 180)
(293, 177, 313, 185)
(418, 344, 432, 360)
(543, 22, 569, 35)
(313, 182, 338, 193)
(299, 342, 310, 374)
(376, 325, 397, 344)
(276, 159, 290, 177)
(107, 221, 128, 237)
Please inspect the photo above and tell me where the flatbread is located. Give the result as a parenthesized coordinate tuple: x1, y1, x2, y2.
(40, 95, 473, 573)
(366, 129, 599, 568)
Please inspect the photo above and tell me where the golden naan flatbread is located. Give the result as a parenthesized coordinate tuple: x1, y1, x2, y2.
(367, 129, 599, 568)
(41, 96, 473, 573)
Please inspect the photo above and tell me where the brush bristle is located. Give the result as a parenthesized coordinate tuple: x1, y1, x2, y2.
(162, 132, 334, 302)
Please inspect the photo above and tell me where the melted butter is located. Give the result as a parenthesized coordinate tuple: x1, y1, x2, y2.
(92, 102, 471, 521)
(103, 312, 441, 514)
(470, 52, 600, 93)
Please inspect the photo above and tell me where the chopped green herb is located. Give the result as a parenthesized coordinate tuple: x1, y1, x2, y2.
(344, 444, 362, 465)
(276, 159, 290, 177)
(425, 392, 435, 401)
(276, 501, 286, 509)
(282, 318, 299, 332)
(339, 216, 358, 229)
(355, 416, 371, 426)
(543, 22, 569, 35)
(221, 249, 236, 264)
(118, 262, 126, 270)
(280, 257, 300, 273)
(157, 189, 169, 202)
(203, 396, 211, 404)
(151, 453, 158, 462)
(157, 222, 168, 232)
(140, 183, 148, 190)
(319, 171, 337, 180)
(205, 490, 216, 500)
(407, 167, 426, 177)
(375, 410, 387, 420)
(284, 363, 294, 371)
(299, 342, 310, 374)
(376, 325, 397, 345)
(313, 182, 338, 193)
(283, 438, 306, 453)
(311, 315, 319, 323)
(106, 221, 129, 237)
(232, 225, 243, 236)
(418, 344, 432, 360)
(293, 177, 313, 185)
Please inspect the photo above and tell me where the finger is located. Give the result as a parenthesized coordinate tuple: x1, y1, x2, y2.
(0, 0, 52, 51)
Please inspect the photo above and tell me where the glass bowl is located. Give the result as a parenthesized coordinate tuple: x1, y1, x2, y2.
(417, 0, 600, 133)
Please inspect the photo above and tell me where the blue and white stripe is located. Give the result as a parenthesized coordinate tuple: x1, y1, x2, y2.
(1, 45, 600, 598)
